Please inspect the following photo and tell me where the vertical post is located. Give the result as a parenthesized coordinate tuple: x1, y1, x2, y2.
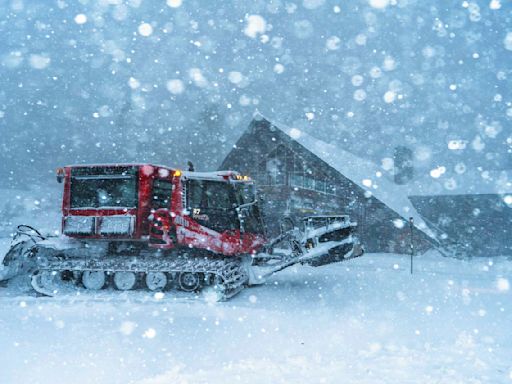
(409, 217, 414, 274)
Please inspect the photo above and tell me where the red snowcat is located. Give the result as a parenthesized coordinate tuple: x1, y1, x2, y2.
(0, 164, 363, 299)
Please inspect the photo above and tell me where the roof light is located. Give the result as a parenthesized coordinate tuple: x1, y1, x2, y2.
(174, 170, 182, 177)
(232, 174, 251, 181)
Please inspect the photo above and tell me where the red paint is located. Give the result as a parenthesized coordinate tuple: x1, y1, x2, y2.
(60, 163, 267, 257)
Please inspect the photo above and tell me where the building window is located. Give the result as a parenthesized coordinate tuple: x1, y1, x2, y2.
(314, 179, 326, 193)
(253, 146, 340, 197)
(327, 183, 337, 195)
(272, 172, 286, 185)
(336, 185, 347, 197)
(291, 173, 304, 188)
(304, 176, 315, 190)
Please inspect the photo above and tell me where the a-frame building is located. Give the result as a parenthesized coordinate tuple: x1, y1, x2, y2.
(220, 115, 435, 254)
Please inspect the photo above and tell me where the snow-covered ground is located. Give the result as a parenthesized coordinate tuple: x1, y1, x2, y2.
(0, 239, 510, 384)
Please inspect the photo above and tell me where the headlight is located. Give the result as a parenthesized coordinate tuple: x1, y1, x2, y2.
(99, 216, 135, 235)
(64, 216, 95, 235)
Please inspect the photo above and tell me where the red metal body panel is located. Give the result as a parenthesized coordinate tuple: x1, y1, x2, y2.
(62, 164, 174, 240)
(151, 175, 266, 255)
(61, 163, 267, 256)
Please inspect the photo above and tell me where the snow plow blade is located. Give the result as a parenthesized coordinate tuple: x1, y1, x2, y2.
(301, 215, 363, 267)
(249, 215, 363, 284)
(306, 239, 363, 267)
(0, 241, 34, 282)
(0, 226, 44, 283)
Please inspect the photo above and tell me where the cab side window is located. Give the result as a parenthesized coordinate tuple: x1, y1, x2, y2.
(152, 179, 173, 209)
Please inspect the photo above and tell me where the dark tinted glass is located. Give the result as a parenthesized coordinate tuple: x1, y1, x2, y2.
(188, 180, 234, 209)
(187, 180, 239, 232)
(237, 183, 256, 204)
(70, 167, 138, 208)
(152, 179, 173, 209)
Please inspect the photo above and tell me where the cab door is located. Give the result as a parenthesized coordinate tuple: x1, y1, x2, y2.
(148, 178, 174, 247)
(234, 183, 266, 236)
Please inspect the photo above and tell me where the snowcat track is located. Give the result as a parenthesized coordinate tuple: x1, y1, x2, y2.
(30, 253, 249, 300)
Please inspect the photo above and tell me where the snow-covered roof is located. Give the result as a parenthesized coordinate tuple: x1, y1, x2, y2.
(253, 113, 436, 239)
(405, 169, 512, 196)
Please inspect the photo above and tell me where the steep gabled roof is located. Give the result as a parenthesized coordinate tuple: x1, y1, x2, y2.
(405, 169, 512, 197)
(251, 113, 435, 239)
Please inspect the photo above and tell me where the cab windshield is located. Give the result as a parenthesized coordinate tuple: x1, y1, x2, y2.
(234, 182, 257, 206)
(187, 179, 235, 210)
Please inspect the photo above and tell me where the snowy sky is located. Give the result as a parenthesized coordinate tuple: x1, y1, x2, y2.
(0, 0, 511, 187)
